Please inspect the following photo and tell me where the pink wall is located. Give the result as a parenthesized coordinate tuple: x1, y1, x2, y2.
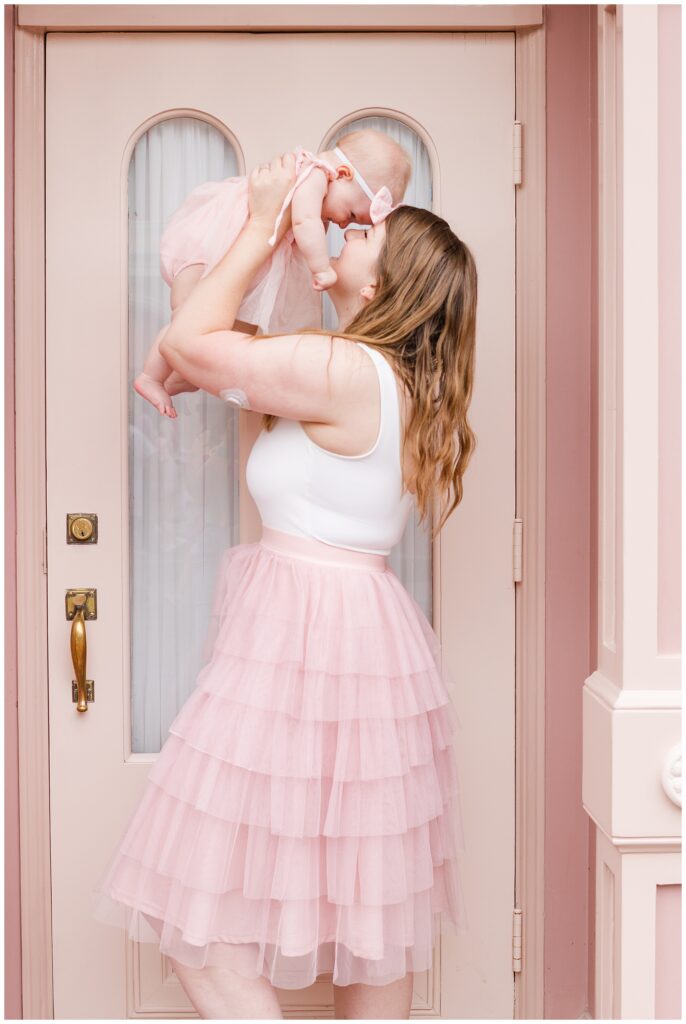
(657, 3, 682, 656)
(4, 5, 22, 1021)
(544, 5, 595, 1018)
(656, 3, 682, 1017)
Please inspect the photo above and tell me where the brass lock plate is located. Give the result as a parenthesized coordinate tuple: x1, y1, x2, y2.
(67, 513, 98, 544)
(65, 589, 97, 620)
(72, 680, 95, 704)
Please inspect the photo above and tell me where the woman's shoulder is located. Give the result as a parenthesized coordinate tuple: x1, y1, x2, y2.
(348, 342, 411, 397)
(318, 336, 411, 408)
(346, 342, 414, 427)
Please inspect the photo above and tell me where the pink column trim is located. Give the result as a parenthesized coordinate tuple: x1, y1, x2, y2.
(4, 4, 22, 1020)
(545, 4, 595, 1019)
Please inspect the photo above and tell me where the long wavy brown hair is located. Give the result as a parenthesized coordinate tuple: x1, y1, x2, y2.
(256, 206, 478, 540)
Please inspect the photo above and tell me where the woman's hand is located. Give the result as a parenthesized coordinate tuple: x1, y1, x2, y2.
(248, 152, 297, 246)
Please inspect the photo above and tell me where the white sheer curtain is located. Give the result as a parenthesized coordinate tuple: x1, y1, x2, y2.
(128, 117, 240, 753)
(324, 116, 434, 618)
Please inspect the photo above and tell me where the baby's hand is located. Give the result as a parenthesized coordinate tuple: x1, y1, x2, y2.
(311, 267, 338, 292)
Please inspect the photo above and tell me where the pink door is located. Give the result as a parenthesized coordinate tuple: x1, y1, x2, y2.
(46, 31, 516, 1017)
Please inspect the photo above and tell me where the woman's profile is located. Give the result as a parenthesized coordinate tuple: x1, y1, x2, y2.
(92, 153, 478, 1020)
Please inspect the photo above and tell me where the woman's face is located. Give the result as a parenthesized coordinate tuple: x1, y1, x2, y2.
(328, 222, 386, 321)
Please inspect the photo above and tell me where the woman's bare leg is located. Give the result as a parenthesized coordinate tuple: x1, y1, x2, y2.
(169, 957, 284, 1020)
(333, 973, 414, 1020)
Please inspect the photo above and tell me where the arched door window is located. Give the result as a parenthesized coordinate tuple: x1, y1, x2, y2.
(128, 116, 240, 752)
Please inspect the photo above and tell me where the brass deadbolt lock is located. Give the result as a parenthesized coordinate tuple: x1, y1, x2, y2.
(67, 513, 98, 544)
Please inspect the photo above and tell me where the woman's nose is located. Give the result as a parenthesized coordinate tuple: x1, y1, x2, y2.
(339, 219, 351, 230)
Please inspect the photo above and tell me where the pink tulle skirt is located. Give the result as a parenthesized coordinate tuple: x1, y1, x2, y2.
(91, 526, 468, 989)
(159, 177, 321, 334)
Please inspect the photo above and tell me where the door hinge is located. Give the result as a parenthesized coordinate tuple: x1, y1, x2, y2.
(512, 907, 523, 972)
(42, 525, 48, 575)
(513, 518, 523, 582)
(513, 121, 523, 187)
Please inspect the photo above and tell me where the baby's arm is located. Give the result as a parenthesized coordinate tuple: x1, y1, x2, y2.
(290, 169, 336, 287)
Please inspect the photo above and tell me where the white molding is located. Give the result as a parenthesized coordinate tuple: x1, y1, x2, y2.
(591, 11, 683, 1016)
(513, 22, 547, 1023)
(18, 4, 544, 31)
(585, 669, 682, 711)
(583, 683, 681, 845)
(589, 827, 682, 853)
(595, 831, 681, 1018)
(660, 744, 682, 809)
(14, 23, 54, 1021)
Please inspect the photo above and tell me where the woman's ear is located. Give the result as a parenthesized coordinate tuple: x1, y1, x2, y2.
(359, 283, 377, 304)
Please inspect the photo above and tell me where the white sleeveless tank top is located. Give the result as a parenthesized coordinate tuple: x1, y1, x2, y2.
(245, 342, 414, 555)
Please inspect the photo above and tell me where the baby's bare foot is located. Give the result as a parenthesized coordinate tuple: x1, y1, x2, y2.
(133, 373, 177, 418)
(312, 267, 338, 292)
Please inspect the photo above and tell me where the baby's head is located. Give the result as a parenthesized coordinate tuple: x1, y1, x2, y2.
(322, 128, 412, 229)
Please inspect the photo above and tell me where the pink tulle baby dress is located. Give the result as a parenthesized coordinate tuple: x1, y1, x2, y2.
(159, 145, 333, 334)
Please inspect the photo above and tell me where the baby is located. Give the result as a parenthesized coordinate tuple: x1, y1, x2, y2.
(134, 128, 412, 417)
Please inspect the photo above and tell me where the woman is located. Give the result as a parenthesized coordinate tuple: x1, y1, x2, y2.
(92, 153, 477, 1019)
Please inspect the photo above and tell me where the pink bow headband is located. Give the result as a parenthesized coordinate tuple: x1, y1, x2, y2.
(333, 146, 403, 225)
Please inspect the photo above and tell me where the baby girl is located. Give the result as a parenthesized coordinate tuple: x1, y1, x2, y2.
(134, 128, 412, 417)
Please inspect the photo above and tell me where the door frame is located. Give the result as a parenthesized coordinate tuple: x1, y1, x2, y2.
(12, 6, 546, 1018)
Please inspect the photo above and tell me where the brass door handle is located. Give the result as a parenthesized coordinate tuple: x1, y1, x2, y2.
(65, 589, 97, 711)
(71, 598, 88, 712)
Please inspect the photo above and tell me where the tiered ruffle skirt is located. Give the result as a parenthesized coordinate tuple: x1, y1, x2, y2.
(92, 526, 467, 989)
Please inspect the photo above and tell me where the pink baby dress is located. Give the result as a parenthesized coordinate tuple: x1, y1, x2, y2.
(159, 146, 336, 334)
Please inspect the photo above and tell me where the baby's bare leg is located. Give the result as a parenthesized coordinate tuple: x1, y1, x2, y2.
(163, 264, 207, 396)
(170, 262, 207, 317)
(133, 325, 179, 418)
(133, 264, 206, 415)
(164, 372, 198, 397)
